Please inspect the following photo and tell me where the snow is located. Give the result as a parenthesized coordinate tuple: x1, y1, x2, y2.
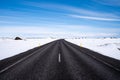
(0, 38, 120, 60)
(66, 38, 120, 60)
(0, 38, 56, 60)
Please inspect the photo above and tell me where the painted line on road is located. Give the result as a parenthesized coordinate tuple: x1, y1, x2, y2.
(58, 53, 61, 62)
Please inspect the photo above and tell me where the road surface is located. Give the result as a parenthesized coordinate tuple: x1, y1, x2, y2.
(0, 39, 120, 80)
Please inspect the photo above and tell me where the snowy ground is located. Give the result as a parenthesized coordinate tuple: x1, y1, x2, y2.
(66, 38, 120, 60)
(0, 38, 120, 60)
(0, 38, 56, 60)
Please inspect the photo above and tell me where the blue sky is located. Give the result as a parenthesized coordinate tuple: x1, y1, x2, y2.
(0, 0, 120, 37)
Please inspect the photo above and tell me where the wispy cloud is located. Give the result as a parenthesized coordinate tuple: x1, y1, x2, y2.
(0, 25, 119, 37)
(24, 2, 120, 21)
(69, 15, 120, 21)
(0, 24, 120, 33)
(0, 21, 18, 24)
(93, 0, 120, 6)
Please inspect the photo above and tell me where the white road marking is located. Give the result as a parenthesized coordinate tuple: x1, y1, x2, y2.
(58, 53, 61, 62)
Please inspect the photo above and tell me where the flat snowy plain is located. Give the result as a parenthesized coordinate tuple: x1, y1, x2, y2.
(0, 38, 120, 60)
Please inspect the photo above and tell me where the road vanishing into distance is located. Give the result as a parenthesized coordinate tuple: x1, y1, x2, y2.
(0, 39, 120, 80)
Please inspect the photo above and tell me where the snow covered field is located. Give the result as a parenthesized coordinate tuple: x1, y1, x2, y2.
(0, 38, 120, 60)
(0, 38, 56, 60)
(66, 38, 120, 60)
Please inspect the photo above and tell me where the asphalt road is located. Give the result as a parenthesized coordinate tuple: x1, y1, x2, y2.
(0, 39, 120, 80)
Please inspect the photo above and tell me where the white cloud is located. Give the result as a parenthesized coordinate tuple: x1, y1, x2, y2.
(69, 15, 120, 21)
(24, 2, 120, 21)
(93, 0, 120, 6)
(0, 24, 120, 33)
(0, 21, 18, 24)
(0, 25, 76, 34)
(0, 25, 119, 38)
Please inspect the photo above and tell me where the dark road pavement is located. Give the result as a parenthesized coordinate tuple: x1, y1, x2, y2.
(0, 39, 120, 80)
